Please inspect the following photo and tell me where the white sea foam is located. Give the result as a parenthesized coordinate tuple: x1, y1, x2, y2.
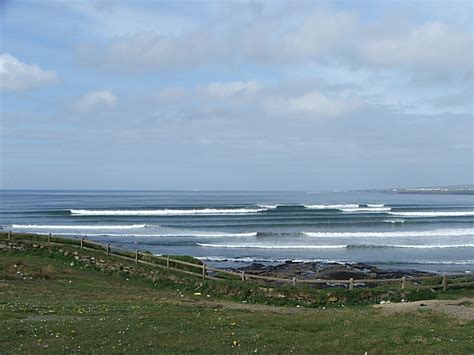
(303, 228, 473, 238)
(39, 231, 257, 238)
(196, 256, 474, 265)
(303, 204, 391, 212)
(367, 204, 385, 207)
(11, 224, 146, 230)
(341, 207, 392, 212)
(257, 204, 279, 209)
(383, 219, 406, 224)
(197, 243, 347, 249)
(304, 204, 359, 209)
(198, 243, 474, 249)
(387, 211, 474, 217)
(349, 244, 474, 249)
(70, 208, 266, 216)
(399, 260, 474, 265)
(196, 256, 345, 264)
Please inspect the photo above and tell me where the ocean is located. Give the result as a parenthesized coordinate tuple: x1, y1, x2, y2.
(1, 190, 473, 273)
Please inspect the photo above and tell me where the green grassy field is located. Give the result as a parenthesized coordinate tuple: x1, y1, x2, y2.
(1, 241, 473, 354)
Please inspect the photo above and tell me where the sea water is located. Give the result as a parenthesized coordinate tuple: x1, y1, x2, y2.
(1, 190, 473, 273)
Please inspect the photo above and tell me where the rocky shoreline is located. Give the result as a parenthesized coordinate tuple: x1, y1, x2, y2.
(237, 261, 435, 280)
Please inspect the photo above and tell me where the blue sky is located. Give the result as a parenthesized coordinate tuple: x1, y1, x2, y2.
(0, 0, 472, 190)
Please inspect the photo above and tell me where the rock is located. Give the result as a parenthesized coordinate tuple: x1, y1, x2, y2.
(328, 296, 338, 302)
(236, 260, 435, 283)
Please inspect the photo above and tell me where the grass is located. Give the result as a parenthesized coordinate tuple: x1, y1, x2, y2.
(1, 239, 474, 353)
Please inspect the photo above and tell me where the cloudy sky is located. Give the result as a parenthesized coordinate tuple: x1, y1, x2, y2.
(0, 0, 472, 190)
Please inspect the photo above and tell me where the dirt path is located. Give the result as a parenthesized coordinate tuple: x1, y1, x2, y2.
(374, 298, 474, 320)
(180, 298, 312, 314)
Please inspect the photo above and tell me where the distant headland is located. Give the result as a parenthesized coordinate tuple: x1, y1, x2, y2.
(363, 184, 474, 195)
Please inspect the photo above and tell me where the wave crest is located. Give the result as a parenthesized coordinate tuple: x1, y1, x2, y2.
(303, 228, 473, 238)
(197, 243, 346, 249)
(341, 207, 391, 212)
(304, 204, 359, 209)
(198, 243, 474, 249)
(38, 231, 257, 238)
(70, 208, 266, 216)
(11, 224, 146, 230)
(388, 211, 474, 217)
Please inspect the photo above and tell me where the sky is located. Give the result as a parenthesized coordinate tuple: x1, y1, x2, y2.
(0, 0, 473, 190)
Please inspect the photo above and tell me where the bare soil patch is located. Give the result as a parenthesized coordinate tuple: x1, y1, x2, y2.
(374, 297, 474, 320)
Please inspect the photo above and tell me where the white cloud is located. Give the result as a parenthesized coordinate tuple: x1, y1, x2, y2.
(359, 22, 472, 73)
(279, 10, 356, 60)
(265, 91, 366, 118)
(75, 8, 472, 87)
(0, 53, 59, 92)
(77, 30, 228, 72)
(73, 90, 117, 113)
(205, 81, 262, 97)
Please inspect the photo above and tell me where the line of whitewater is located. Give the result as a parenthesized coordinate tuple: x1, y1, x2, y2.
(197, 256, 474, 265)
(11, 224, 146, 230)
(36, 231, 258, 238)
(197, 243, 474, 249)
(197, 243, 346, 249)
(304, 204, 359, 209)
(388, 211, 474, 217)
(303, 228, 473, 238)
(304, 204, 391, 212)
(70, 208, 267, 216)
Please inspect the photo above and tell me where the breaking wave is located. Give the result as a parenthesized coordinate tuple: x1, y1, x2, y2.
(197, 243, 347, 249)
(38, 231, 257, 238)
(11, 224, 146, 230)
(384, 219, 406, 224)
(347, 244, 474, 249)
(303, 204, 391, 212)
(70, 208, 266, 216)
(196, 256, 345, 264)
(388, 211, 474, 217)
(304, 204, 359, 209)
(198, 243, 474, 249)
(302, 228, 473, 238)
(341, 207, 392, 212)
(256, 204, 279, 209)
(197, 256, 474, 265)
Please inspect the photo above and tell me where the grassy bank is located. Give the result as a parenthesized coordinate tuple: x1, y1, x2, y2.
(1, 238, 473, 353)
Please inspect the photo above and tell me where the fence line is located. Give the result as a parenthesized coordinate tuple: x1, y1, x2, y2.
(3, 232, 474, 291)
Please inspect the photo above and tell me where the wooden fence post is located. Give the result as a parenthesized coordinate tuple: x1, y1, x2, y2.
(166, 257, 170, 268)
(8, 231, 11, 240)
(349, 278, 354, 290)
(292, 277, 296, 286)
(135, 250, 139, 264)
(80, 237, 84, 249)
(241, 271, 246, 282)
(48, 233, 52, 243)
(401, 276, 406, 290)
(202, 264, 206, 280)
(442, 274, 448, 291)
(107, 243, 110, 256)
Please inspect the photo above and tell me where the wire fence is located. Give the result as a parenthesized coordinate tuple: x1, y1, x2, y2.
(3, 231, 474, 291)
